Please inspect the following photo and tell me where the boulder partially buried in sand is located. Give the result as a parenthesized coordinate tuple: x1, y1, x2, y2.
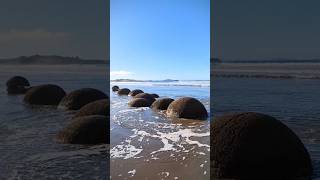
(74, 99, 109, 118)
(24, 84, 66, 105)
(211, 112, 312, 179)
(6, 76, 30, 94)
(117, 88, 130, 95)
(151, 98, 174, 110)
(112, 86, 119, 92)
(128, 89, 144, 96)
(59, 88, 107, 110)
(166, 97, 208, 120)
(134, 93, 156, 103)
(56, 115, 108, 144)
(128, 98, 152, 107)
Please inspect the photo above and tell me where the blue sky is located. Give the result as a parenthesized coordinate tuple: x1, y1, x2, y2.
(110, 0, 210, 80)
(0, 0, 107, 59)
(213, 0, 320, 60)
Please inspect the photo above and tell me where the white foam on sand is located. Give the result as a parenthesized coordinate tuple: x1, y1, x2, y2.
(110, 144, 143, 159)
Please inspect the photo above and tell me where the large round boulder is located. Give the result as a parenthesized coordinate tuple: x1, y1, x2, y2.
(128, 98, 152, 107)
(117, 88, 130, 95)
(56, 115, 108, 144)
(166, 97, 208, 120)
(134, 93, 156, 103)
(24, 84, 66, 105)
(74, 99, 109, 118)
(128, 89, 144, 97)
(112, 85, 119, 92)
(151, 98, 174, 110)
(6, 76, 30, 94)
(59, 88, 107, 110)
(150, 93, 159, 98)
(211, 112, 312, 179)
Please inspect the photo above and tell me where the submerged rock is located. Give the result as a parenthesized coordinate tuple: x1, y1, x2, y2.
(117, 88, 130, 95)
(151, 98, 174, 110)
(211, 112, 312, 179)
(128, 89, 144, 97)
(112, 86, 119, 92)
(166, 97, 208, 120)
(24, 84, 66, 105)
(134, 93, 156, 103)
(6, 76, 30, 94)
(128, 98, 152, 107)
(59, 88, 107, 110)
(56, 115, 108, 144)
(74, 99, 109, 118)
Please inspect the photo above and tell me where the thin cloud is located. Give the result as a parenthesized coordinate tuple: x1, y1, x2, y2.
(110, 70, 133, 77)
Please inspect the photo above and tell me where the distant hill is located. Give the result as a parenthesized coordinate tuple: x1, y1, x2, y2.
(218, 58, 320, 63)
(0, 55, 108, 65)
(111, 79, 179, 82)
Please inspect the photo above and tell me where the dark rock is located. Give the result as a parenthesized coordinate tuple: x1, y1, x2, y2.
(128, 89, 144, 96)
(74, 99, 109, 118)
(134, 93, 156, 103)
(59, 88, 107, 110)
(56, 115, 108, 144)
(211, 112, 313, 179)
(128, 98, 152, 107)
(166, 97, 208, 120)
(117, 88, 130, 95)
(112, 86, 119, 92)
(23, 84, 66, 105)
(6, 76, 30, 94)
(150, 93, 159, 98)
(151, 98, 174, 110)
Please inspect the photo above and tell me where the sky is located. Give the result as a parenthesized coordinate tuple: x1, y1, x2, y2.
(0, 0, 108, 60)
(110, 0, 210, 80)
(213, 0, 320, 60)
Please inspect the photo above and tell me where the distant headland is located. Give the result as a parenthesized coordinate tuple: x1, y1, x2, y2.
(0, 55, 108, 65)
(111, 79, 179, 82)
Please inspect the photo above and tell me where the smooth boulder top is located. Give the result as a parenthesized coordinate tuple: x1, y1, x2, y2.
(56, 115, 109, 145)
(134, 93, 156, 103)
(112, 86, 119, 92)
(151, 98, 174, 110)
(128, 89, 144, 97)
(24, 84, 66, 105)
(6, 76, 30, 95)
(166, 97, 208, 120)
(150, 93, 159, 98)
(128, 98, 152, 107)
(59, 88, 108, 110)
(6, 76, 30, 87)
(117, 88, 130, 95)
(74, 99, 109, 118)
(211, 112, 312, 179)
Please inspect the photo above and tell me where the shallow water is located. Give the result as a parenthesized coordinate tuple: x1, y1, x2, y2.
(110, 82, 210, 180)
(212, 77, 320, 179)
(0, 65, 109, 179)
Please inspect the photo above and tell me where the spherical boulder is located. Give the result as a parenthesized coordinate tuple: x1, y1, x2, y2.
(166, 97, 208, 120)
(6, 76, 30, 94)
(74, 99, 109, 118)
(134, 93, 156, 103)
(128, 98, 152, 107)
(150, 93, 159, 98)
(24, 84, 66, 105)
(59, 88, 107, 110)
(117, 88, 130, 95)
(211, 112, 313, 179)
(129, 89, 144, 96)
(112, 85, 119, 92)
(56, 115, 108, 144)
(151, 98, 174, 110)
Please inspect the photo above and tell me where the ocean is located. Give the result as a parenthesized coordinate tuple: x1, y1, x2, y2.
(0, 65, 109, 180)
(110, 81, 210, 180)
